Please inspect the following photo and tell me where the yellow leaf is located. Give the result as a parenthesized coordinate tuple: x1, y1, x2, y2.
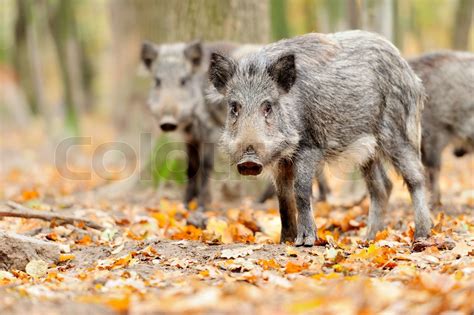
(59, 254, 75, 262)
(257, 259, 280, 270)
(288, 298, 323, 313)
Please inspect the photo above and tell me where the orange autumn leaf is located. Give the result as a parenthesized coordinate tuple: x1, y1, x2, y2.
(229, 222, 255, 243)
(375, 230, 389, 241)
(285, 261, 309, 274)
(21, 189, 39, 201)
(106, 296, 130, 312)
(113, 254, 132, 268)
(257, 259, 280, 270)
(59, 254, 75, 262)
(125, 229, 147, 241)
(187, 200, 198, 211)
(76, 234, 92, 245)
(171, 225, 203, 241)
(46, 271, 63, 281)
(151, 212, 170, 228)
(46, 232, 59, 241)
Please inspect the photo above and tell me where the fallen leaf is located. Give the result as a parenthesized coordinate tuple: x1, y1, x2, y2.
(25, 260, 48, 278)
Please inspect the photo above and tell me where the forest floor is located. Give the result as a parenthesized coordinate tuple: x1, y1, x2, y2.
(0, 124, 473, 315)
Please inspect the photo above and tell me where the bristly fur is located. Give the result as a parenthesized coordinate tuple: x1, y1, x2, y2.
(208, 30, 432, 245)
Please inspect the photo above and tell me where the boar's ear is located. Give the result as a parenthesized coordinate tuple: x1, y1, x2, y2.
(141, 41, 158, 70)
(267, 54, 296, 93)
(184, 40, 203, 68)
(209, 52, 236, 94)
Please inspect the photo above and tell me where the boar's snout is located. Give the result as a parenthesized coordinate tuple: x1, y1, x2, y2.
(237, 154, 263, 176)
(160, 122, 177, 132)
(159, 116, 178, 132)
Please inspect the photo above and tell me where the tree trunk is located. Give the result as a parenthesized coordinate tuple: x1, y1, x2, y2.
(271, 0, 289, 40)
(453, 0, 473, 50)
(48, 0, 82, 135)
(347, 0, 362, 29)
(392, 0, 403, 50)
(109, 0, 270, 130)
(13, 0, 44, 116)
(362, 0, 393, 42)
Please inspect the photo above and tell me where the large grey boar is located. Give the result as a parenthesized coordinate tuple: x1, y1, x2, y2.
(209, 30, 432, 246)
(141, 41, 236, 215)
(409, 51, 474, 206)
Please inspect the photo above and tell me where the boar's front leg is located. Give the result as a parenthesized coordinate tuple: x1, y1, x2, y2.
(185, 142, 211, 229)
(256, 183, 276, 204)
(273, 159, 297, 243)
(184, 142, 199, 206)
(294, 149, 319, 247)
(197, 142, 213, 209)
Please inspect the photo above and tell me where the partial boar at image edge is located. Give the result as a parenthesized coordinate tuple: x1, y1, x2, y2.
(409, 50, 474, 206)
(209, 30, 432, 246)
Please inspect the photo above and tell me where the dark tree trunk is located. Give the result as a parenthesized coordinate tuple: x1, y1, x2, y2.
(48, 0, 83, 135)
(13, 0, 38, 115)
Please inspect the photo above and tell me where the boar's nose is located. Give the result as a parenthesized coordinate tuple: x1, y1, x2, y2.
(160, 122, 177, 132)
(159, 116, 178, 132)
(237, 155, 263, 176)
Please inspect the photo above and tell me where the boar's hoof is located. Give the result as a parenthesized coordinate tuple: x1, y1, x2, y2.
(295, 230, 316, 247)
(366, 225, 384, 241)
(186, 211, 208, 229)
(414, 221, 432, 240)
(237, 161, 263, 176)
(280, 229, 297, 244)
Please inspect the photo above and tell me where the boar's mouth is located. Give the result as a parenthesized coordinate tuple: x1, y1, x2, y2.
(237, 155, 263, 176)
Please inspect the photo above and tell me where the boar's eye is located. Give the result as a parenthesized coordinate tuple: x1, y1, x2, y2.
(229, 101, 240, 117)
(262, 100, 272, 117)
(155, 78, 161, 87)
(180, 77, 189, 87)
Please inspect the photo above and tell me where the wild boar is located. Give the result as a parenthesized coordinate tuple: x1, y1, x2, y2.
(409, 51, 474, 206)
(208, 30, 432, 246)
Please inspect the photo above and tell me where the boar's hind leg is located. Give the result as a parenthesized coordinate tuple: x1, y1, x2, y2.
(294, 150, 319, 247)
(421, 134, 448, 207)
(361, 159, 391, 240)
(257, 183, 276, 203)
(316, 172, 331, 202)
(274, 160, 297, 243)
(184, 142, 199, 206)
(380, 162, 393, 202)
(389, 144, 432, 239)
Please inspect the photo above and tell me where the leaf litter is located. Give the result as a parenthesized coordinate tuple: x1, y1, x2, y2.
(0, 129, 473, 315)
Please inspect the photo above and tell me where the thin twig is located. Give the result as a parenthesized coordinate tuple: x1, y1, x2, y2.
(1, 201, 104, 231)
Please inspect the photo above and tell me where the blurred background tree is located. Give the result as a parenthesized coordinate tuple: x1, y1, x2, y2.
(0, 0, 472, 188)
(1, 0, 472, 135)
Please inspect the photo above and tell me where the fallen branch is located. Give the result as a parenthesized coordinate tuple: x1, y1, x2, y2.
(1, 201, 104, 231)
